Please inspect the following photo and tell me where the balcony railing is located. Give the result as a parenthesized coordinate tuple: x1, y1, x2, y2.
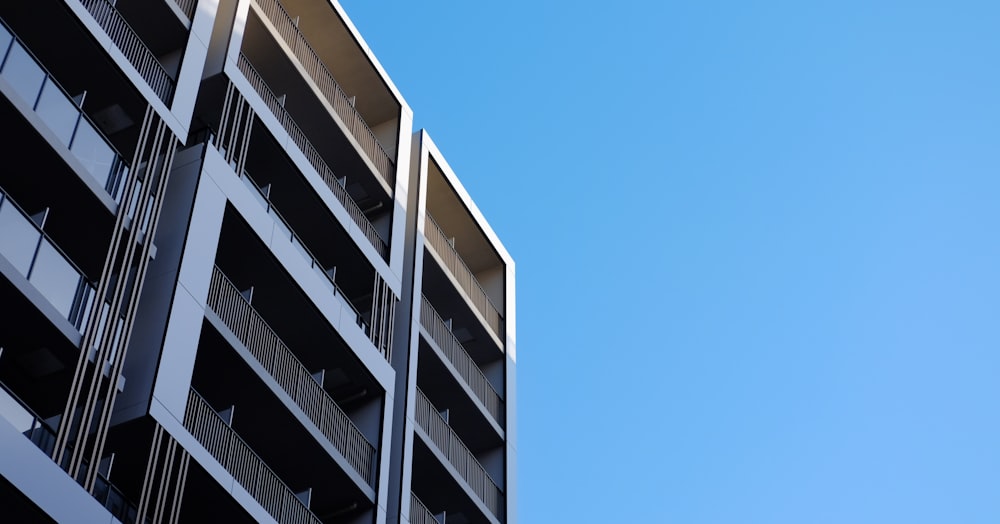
(420, 296, 502, 425)
(414, 389, 503, 520)
(238, 173, 371, 338)
(206, 266, 376, 486)
(0, 188, 96, 332)
(183, 389, 322, 524)
(250, 0, 395, 189)
(168, 0, 197, 22)
(424, 213, 503, 339)
(235, 54, 388, 259)
(410, 493, 439, 524)
(78, 0, 174, 103)
(0, 19, 129, 203)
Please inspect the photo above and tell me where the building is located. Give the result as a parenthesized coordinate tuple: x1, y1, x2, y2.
(0, 0, 517, 522)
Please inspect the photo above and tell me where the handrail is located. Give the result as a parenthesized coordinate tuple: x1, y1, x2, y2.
(78, 0, 174, 103)
(414, 389, 504, 520)
(184, 389, 323, 524)
(410, 493, 439, 524)
(0, 19, 129, 202)
(239, 172, 369, 334)
(235, 54, 388, 259)
(250, 0, 396, 189)
(206, 266, 376, 486)
(424, 213, 503, 339)
(420, 296, 503, 424)
(168, 0, 197, 21)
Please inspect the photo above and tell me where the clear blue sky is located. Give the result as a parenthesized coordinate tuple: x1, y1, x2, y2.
(343, 1, 1000, 522)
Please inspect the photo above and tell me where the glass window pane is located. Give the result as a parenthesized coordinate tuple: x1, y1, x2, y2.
(29, 239, 80, 320)
(0, 43, 45, 108)
(35, 80, 78, 146)
(69, 119, 116, 188)
(0, 201, 40, 275)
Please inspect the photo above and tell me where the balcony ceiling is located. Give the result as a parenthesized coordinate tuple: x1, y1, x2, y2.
(427, 161, 502, 273)
(276, 0, 399, 125)
(114, 0, 189, 57)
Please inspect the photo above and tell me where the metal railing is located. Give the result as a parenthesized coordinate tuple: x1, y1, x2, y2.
(79, 0, 174, 103)
(414, 389, 503, 520)
(238, 173, 370, 336)
(0, 18, 129, 203)
(420, 296, 503, 424)
(410, 493, 440, 524)
(235, 54, 388, 259)
(168, 0, 197, 22)
(206, 266, 376, 486)
(250, 0, 395, 189)
(424, 213, 503, 339)
(183, 389, 322, 524)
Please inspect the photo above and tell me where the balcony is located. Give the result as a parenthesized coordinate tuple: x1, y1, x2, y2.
(234, 54, 388, 259)
(183, 388, 323, 524)
(0, 20, 129, 204)
(77, 0, 175, 103)
(0, 3, 180, 177)
(0, 382, 144, 523)
(205, 265, 376, 486)
(414, 389, 503, 521)
(248, 0, 395, 189)
(424, 213, 503, 340)
(237, 173, 375, 342)
(420, 296, 502, 425)
(0, 188, 95, 333)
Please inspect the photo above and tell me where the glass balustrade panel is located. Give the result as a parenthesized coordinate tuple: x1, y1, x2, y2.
(0, 23, 12, 55)
(28, 239, 81, 320)
(0, 202, 40, 275)
(0, 387, 34, 433)
(0, 43, 45, 107)
(34, 80, 78, 146)
(312, 264, 336, 294)
(69, 119, 117, 190)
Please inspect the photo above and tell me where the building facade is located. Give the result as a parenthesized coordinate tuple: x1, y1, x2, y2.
(0, 0, 516, 523)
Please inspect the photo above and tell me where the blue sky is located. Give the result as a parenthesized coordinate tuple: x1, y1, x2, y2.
(343, 1, 1000, 522)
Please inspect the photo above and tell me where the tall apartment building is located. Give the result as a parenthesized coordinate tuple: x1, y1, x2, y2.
(0, 0, 516, 523)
